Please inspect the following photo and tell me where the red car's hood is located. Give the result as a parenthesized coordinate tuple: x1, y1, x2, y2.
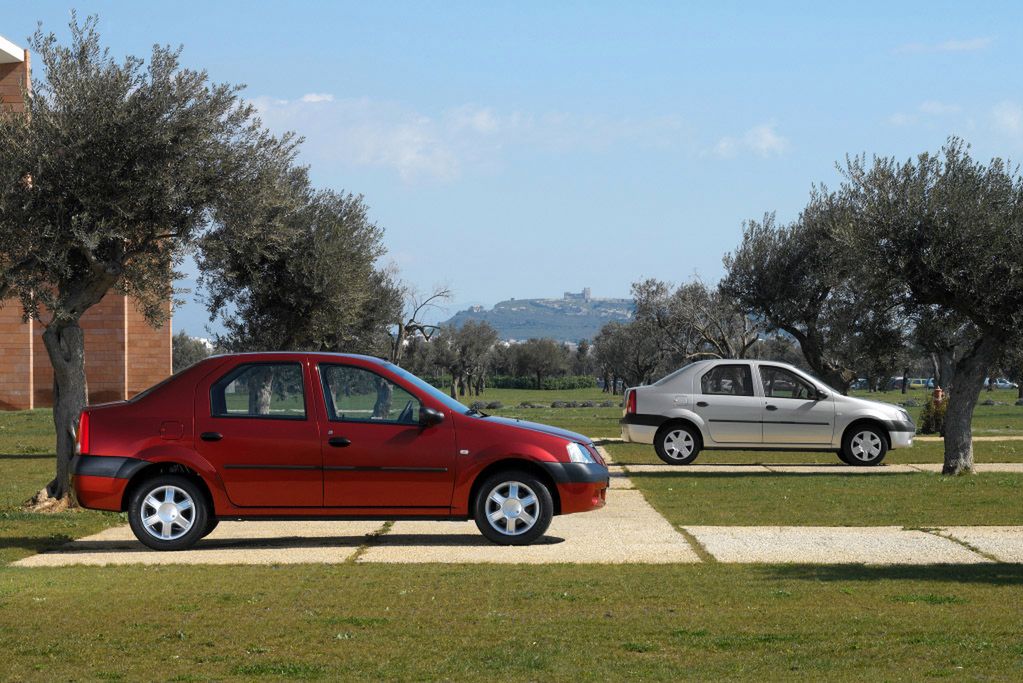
(478, 415, 592, 445)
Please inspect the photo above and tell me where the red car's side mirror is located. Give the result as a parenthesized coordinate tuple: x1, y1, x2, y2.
(419, 407, 445, 427)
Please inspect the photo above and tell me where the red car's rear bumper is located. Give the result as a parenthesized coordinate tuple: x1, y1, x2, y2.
(72, 455, 146, 511)
(74, 474, 129, 511)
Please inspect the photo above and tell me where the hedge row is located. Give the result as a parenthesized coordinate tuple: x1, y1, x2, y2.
(418, 375, 597, 391)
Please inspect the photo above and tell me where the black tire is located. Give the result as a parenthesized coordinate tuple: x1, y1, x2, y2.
(836, 449, 854, 465)
(201, 518, 220, 539)
(127, 474, 209, 551)
(841, 424, 888, 466)
(473, 470, 554, 545)
(654, 423, 701, 465)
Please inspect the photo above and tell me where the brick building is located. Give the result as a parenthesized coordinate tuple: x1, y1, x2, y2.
(0, 35, 172, 410)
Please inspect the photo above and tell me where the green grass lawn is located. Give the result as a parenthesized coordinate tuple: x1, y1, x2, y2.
(3, 403, 1023, 680)
(851, 387, 1023, 435)
(605, 440, 1023, 465)
(1, 563, 1021, 681)
(627, 470, 1023, 527)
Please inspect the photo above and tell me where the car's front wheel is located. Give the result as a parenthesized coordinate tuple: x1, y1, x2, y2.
(654, 424, 701, 465)
(474, 471, 553, 545)
(841, 426, 888, 466)
(127, 474, 210, 551)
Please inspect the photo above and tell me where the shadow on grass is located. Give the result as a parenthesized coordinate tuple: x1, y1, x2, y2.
(0, 453, 54, 460)
(763, 563, 1023, 585)
(0, 535, 76, 553)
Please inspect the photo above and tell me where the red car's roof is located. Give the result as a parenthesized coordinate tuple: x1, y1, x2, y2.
(206, 351, 389, 365)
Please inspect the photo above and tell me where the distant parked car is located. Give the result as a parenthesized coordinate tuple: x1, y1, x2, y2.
(620, 360, 915, 466)
(985, 377, 1019, 390)
(850, 378, 869, 391)
(886, 377, 927, 391)
(72, 353, 609, 550)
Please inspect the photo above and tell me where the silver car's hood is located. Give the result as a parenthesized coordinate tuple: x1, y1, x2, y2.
(833, 393, 906, 417)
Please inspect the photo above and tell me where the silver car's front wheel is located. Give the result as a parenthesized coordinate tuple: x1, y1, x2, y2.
(842, 425, 888, 466)
(655, 424, 701, 465)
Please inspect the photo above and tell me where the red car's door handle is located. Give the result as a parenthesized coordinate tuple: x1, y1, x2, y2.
(200, 432, 223, 442)
(328, 437, 352, 448)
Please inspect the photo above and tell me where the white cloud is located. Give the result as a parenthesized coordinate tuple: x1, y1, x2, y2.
(896, 37, 993, 54)
(248, 96, 693, 182)
(887, 101, 962, 127)
(713, 123, 788, 159)
(993, 101, 1023, 137)
(919, 100, 960, 115)
(446, 105, 502, 134)
(887, 112, 915, 127)
(299, 93, 335, 103)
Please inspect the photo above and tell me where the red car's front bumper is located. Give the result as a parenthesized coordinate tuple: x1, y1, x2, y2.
(557, 480, 608, 514)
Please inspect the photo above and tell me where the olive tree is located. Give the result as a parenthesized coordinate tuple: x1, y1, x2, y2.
(172, 332, 212, 372)
(722, 196, 905, 394)
(632, 278, 762, 364)
(516, 338, 568, 389)
(839, 139, 1023, 474)
(200, 186, 401, 354)
(0, 17, 289, 499)
(593, 320, 663, 390)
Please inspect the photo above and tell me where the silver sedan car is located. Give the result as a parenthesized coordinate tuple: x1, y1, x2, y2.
(620, 360, 915, 466)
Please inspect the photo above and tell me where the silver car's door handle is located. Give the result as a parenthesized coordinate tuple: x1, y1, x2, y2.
(696, 401, 709, 407)
(765, 405, 778, 411)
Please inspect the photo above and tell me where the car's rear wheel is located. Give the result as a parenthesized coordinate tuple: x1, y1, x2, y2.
(836, 449, 854, 465)
(842, 425, 888, 466)
(127, 474, 209, 551)
(201, 519, 220, 539)
(654, 424, 701, 465)
(473, 470, 553, 545)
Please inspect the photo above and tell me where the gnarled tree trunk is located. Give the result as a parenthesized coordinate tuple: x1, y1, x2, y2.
(942, 335, 998, 475)
(41, 321, 88, 500)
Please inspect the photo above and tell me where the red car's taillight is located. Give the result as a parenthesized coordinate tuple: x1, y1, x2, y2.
(75, 411, 90, 455)
(626, 390, 636, 414)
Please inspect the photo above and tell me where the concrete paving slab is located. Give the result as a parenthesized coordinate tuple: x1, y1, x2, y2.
(916, 435, 1023, 442)
(606, 467, 635, 490)
(624, 464, 773, 474)
(939, 526, 1023, 563)
(595, 445, 614, 464)
(908, 463, 1023, 473)
(764, 464, 921, 474)
(14, 520, 384, 567)
(685, 526, 991, 564)
(358, 490, 700, 564)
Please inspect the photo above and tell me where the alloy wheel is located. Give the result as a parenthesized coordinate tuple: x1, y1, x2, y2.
(663, 429, 695, 460)
(139, 485, 196, 541)
(850, 430, 883, 462)
(485, 481, 540, 536)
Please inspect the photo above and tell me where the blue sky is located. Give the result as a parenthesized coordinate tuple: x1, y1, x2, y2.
(7, 1, 1023, 337)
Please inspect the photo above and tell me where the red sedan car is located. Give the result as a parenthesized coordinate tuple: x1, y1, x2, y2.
(72, 352, 609, 550)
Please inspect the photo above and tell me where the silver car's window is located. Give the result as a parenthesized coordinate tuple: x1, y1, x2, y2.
(700, 365, 754, 396)
(760, 366, 816, 400)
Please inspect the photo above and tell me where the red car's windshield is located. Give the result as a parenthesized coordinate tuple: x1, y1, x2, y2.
(387, 364, 475, 415)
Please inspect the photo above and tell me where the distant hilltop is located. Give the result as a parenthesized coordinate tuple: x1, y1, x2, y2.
(442, 289, 634, 342)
